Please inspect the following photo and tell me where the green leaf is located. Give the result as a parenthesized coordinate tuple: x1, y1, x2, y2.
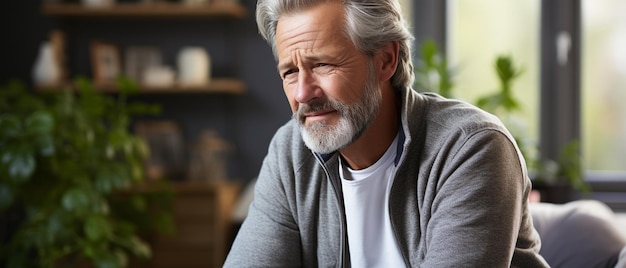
(1, 150, 12, 165)
(128, 236, 151, 258)
(5, 254, 28, 268)
(21, 111, 57, 156)
(36, 135, 55, 156)
(108, 129, 130, 149)
(61, 188, 91, 212)
(84, 247, 128, 268)
(103, 165, 131, 190)
(0, 183, 14, 210)
(95, 169, 115, 193)
(25, 111, 54, 135)
(6, 150, 35, 182)
(127, 102, 161, 116)
(45, 211, 68, 244)
(0, 115, 21, 139)
(116, 76, 139, 95)
(130, 196, 147, 211)
(130, 160, 144, 182)
(84, 215, 111, 241)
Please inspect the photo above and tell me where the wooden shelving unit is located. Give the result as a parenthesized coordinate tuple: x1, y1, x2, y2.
(127, 181, 242, 268)
(39, 2, 248, 95)
(41, 2, 248, 19)
(134, 78, 246, 94)
(38, 3, 248, 267)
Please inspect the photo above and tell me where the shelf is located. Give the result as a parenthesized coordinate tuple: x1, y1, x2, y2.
(41, 2, 248, 19)
(36, 78, 246, 95)
(126, 180, 241, 194)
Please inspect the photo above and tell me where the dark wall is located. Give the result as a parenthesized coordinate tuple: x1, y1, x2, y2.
(0, 0, 292, 184)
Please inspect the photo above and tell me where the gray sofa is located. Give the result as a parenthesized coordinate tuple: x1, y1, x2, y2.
(530, 200, 626, 268)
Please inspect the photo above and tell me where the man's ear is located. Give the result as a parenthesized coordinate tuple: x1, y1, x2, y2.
(376, 41, 400, 82)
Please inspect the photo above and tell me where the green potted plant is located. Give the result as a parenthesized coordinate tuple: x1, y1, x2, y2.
(0, 77, 173, 267)
(414, 40, 590, 203)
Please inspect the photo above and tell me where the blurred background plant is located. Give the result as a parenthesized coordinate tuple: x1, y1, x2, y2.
(414, 39, 590, 200)
(414, 39, 455, 98)
(0, 77, 173, 268)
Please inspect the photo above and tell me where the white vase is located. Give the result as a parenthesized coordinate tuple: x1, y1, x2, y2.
(32, 42, 61, 87)
(177, 47, 211, 87)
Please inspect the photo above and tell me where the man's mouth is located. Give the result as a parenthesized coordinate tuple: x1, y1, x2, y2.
(303, 109, 336, 123)
(304, 109, 335, 118)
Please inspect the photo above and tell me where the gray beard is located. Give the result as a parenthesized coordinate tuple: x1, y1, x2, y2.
(294, 62, 382, 154)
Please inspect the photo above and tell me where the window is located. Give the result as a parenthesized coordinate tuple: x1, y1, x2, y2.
(398, 0, 412, 26)
(447, 0, 541, 161)
(582, 0, 626, 172)
(413, 1, 626, 187)
(415, 0, 626, 209)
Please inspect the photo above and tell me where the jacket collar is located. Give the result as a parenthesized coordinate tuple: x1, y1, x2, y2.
(318, 129, 405, 166)
(317, 86, 422, 167)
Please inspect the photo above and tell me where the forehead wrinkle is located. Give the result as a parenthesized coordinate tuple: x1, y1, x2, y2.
(277, 29, 324, 70)
(276, 2, 349, 70)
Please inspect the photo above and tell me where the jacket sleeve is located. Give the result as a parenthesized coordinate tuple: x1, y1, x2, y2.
(223, 133, 302, 267)
(420, 128, 548, 267)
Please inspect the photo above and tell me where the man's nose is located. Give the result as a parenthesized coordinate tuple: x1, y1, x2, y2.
(294, 70, 321, 104)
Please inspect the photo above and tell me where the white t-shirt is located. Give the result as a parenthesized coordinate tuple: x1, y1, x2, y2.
(340, 134, 406, 268)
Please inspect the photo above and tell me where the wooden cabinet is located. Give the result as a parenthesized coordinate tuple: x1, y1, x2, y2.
(134, 182, 241, 268)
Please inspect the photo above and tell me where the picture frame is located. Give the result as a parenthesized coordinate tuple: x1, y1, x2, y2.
(124, 46, 163, 85)
(90, 41, 121, 87)
(49, 30, 67, 84)
(134, 120, 186, 181)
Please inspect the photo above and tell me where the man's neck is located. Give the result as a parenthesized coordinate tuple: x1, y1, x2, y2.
(340, 86, 399, 170)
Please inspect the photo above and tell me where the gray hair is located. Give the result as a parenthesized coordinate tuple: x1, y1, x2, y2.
(256, 0, 415, 90)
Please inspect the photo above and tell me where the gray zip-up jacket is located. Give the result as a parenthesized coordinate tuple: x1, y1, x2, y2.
(224, 87, 549, 267)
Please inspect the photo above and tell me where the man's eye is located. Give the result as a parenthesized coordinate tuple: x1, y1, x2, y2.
(283, 69, 297, 78)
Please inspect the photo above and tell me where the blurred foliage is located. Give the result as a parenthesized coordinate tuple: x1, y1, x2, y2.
(414, 39, 455, 98)
(535, 140, 591, 193)
(0, 77, 174, 268)
(414, 39, 589, 194)
(476, 56, 524, 115)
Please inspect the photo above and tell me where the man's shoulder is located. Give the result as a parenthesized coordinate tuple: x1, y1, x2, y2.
(266, 119, 317, 168)
(270, 119, 300, 147)
(419, 92, 506, 134)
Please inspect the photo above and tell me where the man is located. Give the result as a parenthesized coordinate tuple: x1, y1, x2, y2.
(225, 0, 549, 267)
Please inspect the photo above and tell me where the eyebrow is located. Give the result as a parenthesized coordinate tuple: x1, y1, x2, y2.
(277, 61, 292, 73)
(277, 55, 327, 72)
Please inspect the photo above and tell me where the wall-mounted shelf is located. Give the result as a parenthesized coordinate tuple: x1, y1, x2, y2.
(37, 78, 246, 95)
(41, 2, 248, 19)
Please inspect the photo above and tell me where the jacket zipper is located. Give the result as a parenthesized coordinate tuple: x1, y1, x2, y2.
(314, 153, 349, 268)
(388, 172, 411, 267)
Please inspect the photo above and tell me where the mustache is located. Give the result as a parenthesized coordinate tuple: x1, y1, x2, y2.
(294, 100, 344, 120)
(299, 101, 334, 114)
